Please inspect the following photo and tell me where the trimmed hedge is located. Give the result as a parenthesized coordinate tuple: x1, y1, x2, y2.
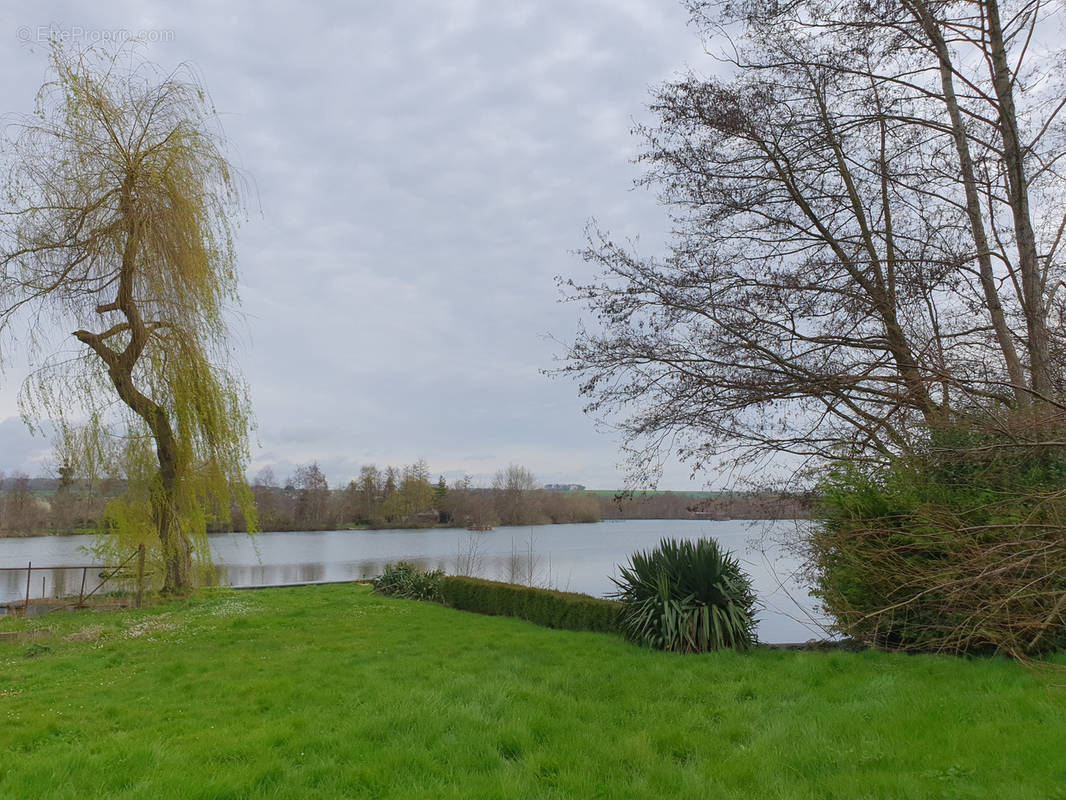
(440, 576, 621, 634)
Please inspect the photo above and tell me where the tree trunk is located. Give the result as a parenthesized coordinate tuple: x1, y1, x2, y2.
(73, 215, 193, 592)
(103, 365, 192, 592)
(106, 208, 192, 590)
(150, 406, 191, 593)
(905, 0, 1029, 405)
(984, 0, 1052, 401)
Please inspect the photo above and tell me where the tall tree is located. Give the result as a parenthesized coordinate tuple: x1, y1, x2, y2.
(50, 458, 78, 534)
(383, 466, 399, 500)
(492, 464, 540, 526)
(356, 464, 383, 522)
(0, 45, 256, 590)
(433, 474, 449, 505)
(251, 467, 290, 531)
(401, 459, 434, 515)
(291, 462, 330, 529)
(2, 472, 43, 533)
(559, 0, 1066, 483)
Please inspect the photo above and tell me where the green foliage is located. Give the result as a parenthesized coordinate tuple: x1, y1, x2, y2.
(22, 642, 50, 658)
(379, 461, 435, 525)
(612, 537, 757, 653)
(440, 575, 621, 633)
(372, 562, 444, 602)
(0, 44, 257, 589)
(811, 417, 1066, 655)
(433, 475, 449, 506)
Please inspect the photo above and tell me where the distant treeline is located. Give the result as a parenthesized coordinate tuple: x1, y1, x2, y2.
(0, 461, 810, 536)
(243, 462, 602, 531)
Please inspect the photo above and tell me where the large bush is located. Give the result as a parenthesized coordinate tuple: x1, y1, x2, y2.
(440, 576, 620, 633)
(810, 417, 1066, 656)
(611, 537, 757, 653)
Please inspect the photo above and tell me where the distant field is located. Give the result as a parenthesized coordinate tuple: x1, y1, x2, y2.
(2, 584, 1064, 798)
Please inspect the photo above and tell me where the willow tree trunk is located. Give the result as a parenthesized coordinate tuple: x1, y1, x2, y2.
(148, 406, 191, 592)
(72, 207, 193, 592)
(73, 329, 194, 592)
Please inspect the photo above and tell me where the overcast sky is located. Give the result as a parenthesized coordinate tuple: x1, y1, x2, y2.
(0, 1, 723, 490)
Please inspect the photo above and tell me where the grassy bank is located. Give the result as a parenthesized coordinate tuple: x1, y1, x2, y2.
(1, 585, 1064, 799)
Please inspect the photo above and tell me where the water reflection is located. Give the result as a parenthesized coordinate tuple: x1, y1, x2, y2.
(223, 562, 329, 587)
(0, 564, 130, 606)
(0, 520, 827, 642)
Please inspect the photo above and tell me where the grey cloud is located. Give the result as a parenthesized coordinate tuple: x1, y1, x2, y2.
(0, 417, 52, 476)
(0, 0, 718, 490)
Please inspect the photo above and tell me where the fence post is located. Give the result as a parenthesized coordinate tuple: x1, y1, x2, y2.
(136, 544, 146, 608)
(78, 567, 87, 606)
(24, 562, 31, 615)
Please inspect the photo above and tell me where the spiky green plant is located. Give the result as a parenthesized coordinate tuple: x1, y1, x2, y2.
(611, 537, 757, 652)
(372, 562, 444, 602)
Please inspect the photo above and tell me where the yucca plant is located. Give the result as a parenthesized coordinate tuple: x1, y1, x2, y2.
(372, 562, 444, 602)
(611, 537, 757, 652)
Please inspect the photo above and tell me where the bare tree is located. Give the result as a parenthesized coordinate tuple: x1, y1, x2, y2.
(558, 0, 1066, 484)
(291, 462, 330, 529)
(2, 472, 46, 533)
(251, 467, 293, 531)
(492, 464, 542, 526)
(253, 467, 278, 489)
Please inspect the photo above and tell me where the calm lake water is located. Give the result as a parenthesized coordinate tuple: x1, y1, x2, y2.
(0, 519, 827, 642)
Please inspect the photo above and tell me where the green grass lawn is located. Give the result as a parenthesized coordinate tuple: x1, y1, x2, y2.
(1, 584, 1064, 799)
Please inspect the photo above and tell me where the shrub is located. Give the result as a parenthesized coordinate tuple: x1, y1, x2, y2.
(611, 537, 757, 653)
(440, 576, 621, 633)
(372, 562, 443, 602)
(810, 416, 1066, 656)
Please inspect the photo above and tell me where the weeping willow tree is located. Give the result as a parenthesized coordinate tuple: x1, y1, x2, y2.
(0, 44, 257, 592)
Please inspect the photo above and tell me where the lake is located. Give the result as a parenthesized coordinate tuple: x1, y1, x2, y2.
(0, 518, 828, 642)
